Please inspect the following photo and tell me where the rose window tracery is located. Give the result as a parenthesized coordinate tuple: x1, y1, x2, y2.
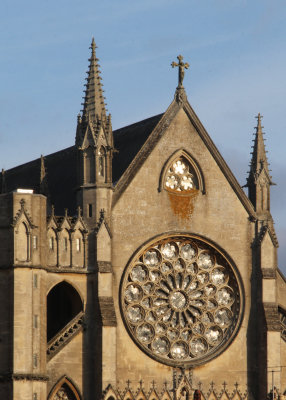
(165, 158, 196, 192)
(121, 235, 243, 367)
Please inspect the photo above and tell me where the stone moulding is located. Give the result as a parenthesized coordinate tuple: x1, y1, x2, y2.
(0, 373, 49, 382)
(261, 268, 276, 279)
(101, 381, 249, 400)
(97, 261, 112, 273)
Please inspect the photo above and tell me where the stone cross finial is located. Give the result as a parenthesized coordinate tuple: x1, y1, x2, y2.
(171, 55, 189, 87)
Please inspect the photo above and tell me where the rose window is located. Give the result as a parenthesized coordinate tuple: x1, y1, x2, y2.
(121, 235, 243, 367)
(165, 158, 196, 192)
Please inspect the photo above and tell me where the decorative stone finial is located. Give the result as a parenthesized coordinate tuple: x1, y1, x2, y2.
(256, 112, 263, 132)
(91, 37, 96, 53)
(171, 55, 189, 88)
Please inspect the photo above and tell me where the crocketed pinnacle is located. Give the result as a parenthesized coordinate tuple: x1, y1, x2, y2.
(82, 38, 107, 121)
(248, 113, 271, 182)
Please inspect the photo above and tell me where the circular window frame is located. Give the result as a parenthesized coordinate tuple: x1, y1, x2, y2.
(119, 233, 245, 368)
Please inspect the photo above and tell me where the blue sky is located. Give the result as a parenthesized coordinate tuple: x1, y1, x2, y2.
(1, 0, 286, 269)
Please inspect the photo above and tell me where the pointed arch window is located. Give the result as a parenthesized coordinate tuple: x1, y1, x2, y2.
(165, 157, 196, 192)
(160, 150, 205, 194)
(16, 221, 30, 262)
(47, 281, 83, 341)
(85, 146, 95, 183)
(48, 377, 81, 400)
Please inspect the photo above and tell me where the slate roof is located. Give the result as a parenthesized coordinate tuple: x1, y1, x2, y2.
(113, 114, 162, 183)
(0, 114, 162, 215)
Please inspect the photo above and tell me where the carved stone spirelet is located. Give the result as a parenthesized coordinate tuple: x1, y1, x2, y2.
(121, 235, 243, 367)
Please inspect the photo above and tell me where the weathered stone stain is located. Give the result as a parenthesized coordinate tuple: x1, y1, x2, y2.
(167, 188, 199, 219)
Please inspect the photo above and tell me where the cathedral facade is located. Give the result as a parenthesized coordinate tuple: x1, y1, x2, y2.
(0, 39, 285, 400)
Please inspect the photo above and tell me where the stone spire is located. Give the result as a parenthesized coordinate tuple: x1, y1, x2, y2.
(82, 38, 107, 121)
(247, 113, 273, 216)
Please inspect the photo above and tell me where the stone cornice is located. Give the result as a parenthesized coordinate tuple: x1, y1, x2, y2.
(0, 373, 49, 382)
(261, 268, 276, 279)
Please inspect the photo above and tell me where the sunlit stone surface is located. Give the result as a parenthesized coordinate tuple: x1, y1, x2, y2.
(122, 236, 241, 366)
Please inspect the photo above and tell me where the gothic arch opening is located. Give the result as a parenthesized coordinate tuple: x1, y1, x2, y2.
(48, 376, 81, 400)
(16, 221, 29, 262)
(159, 149, 205, 194)
(47, 281, 83, 341)
(85, 146, 95, 183)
